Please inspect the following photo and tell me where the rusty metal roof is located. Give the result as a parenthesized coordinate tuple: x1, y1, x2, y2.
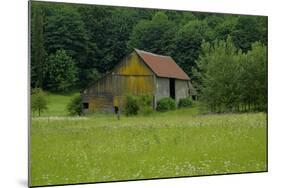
(135, 49, 190, 80)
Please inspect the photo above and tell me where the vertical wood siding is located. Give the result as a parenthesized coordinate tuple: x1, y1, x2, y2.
(82, 52, 156, 112)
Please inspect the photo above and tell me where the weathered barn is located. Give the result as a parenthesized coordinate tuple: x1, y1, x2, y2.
(81, 49, 194, 113)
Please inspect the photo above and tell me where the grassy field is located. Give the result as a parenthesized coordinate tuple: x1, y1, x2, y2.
(33, 92, 78, 117)
(30, 93, 267, 186)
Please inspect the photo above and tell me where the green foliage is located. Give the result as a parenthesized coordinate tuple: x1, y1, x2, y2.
(45, 49, 78, 92)
(178, 97, 193, 108)
(124, 94, 153, 116)
(44, 5, 88, 64)
(194, 37, 267, 112)
(31, 88, 48, 116)
(29, 92, 78, 117)
(67, 95, 83, 116)
(124, 95, 140, 116)
(232, 16, 267, 52)
(239, 42, 267, 111)
(31, 6, 46, 88)
(173, 19, 214, 76)
(139, 106, 153, 116)
(128, 11, 176, 54)
(138, 94, 153, 115)
(78, 6, 150, 75)
(156, 97, 176, 112)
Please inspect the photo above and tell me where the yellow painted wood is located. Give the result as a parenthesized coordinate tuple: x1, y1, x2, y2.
(115, 52, 152, 75)
(84, 51, 156, 112)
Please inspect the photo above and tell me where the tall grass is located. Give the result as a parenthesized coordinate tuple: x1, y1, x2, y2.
(30, 108, 267, 186)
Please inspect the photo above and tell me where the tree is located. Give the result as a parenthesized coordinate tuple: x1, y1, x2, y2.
(31, 88, 48, 116)
(31, 6, 46, 88)
(194, 36, 267, 112)
(173, 20, 214, 77)
(231, 16, 267, 52)
(45, 49, 77, 92)
(194, 37, 241, 112)
(239, 42, 267, 111)
(214, 15, 238, 41)
(44, 6, 88, 63)
(128, 12, 176, 55)
(44, 5, 89, 88)
(78, 7, 149, 86)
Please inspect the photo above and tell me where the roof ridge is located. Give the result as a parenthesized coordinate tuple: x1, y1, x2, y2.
(134, 48, 170, 58)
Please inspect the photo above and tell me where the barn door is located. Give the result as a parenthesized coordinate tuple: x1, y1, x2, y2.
(169, 78, 175, 99)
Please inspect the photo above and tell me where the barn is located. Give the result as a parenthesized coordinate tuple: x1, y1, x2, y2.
(81, 49, 195, 113)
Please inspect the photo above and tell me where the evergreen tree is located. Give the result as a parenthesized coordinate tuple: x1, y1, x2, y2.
(31, 6, 45, 88)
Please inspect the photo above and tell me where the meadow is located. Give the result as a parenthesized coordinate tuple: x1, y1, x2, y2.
(30, 93, 267, 186)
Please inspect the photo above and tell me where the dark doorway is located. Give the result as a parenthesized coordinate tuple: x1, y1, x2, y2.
(83, 102, 89, 109)
(169, 78, 175, 99)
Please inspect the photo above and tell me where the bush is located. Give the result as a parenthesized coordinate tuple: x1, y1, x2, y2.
(67, 95, 83, 116)
(139, 106, 153, 115)
(138, 94, 153, 115)
(178, 97, 193, 108)
(156, 97, 176, 112)
(124, 94, 153, 116)
(138, 94, 152, 106)
(124, 95, 139, 116)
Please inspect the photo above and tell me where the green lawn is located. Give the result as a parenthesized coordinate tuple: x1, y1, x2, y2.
(30, 95, 267, 186)
(33, 92, 78, 117)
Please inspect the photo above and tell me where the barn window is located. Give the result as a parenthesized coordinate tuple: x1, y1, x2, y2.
(83, 103, 89, 109)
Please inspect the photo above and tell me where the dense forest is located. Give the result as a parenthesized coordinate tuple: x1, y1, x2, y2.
(31, 1, 267, 112)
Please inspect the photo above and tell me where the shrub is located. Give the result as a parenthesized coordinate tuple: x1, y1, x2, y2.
(138, 94, 152, 106)
(156, 97, 176, 112)
(178, 97, 193, 108)
(124, 95, 139, 116)
(31, 88, 48, 116)
(67, 95, 83, 116)
(138, 94, 153, 115)
(139, 106, 153, 115)
(124, 94, 154, 116)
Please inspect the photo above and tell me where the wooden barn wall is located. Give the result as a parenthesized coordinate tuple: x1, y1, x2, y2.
(112, 52, 155, 110)
(82, 52, 156, 112)
(113, 75, 154, 96)
(82, 74, 114, 112)
(175, 79, 189, 103)
(155, 77, 170, 101)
